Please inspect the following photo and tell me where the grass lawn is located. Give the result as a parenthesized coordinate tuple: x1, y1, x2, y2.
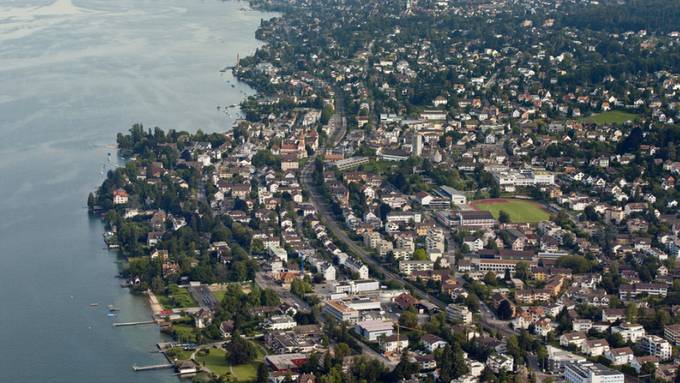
(471, 198, 550, 223)
(172, 323, 197, 343)
(157, 284, 197, 309)
(581, 110, 638, 125)
(167, 347, 194, 361)
(195, 348, 260, 382)
(211, 289, 226, 303)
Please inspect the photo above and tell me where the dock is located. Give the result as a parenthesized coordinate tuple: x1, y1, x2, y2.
(113, 320, 156, 327)
(132, 364, 174, 371)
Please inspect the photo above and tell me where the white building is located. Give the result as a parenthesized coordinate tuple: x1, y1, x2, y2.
(564, 362, 624, 383)
(399, 260, 434, 275)
(640, 335, 672, 360)
(355, 320, 394, 341)
(611, 322, 646, 343)
(486, 354, 514, 373)
(265, 315, 297, 331)
(446, 304, 473, 324)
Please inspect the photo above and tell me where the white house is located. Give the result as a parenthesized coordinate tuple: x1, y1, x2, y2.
(486, 354, 514, 373)
(265, 315, 297, 331)
(604, 347, 633, 366)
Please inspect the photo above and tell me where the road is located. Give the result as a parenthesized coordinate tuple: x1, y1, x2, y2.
(255, 271, 311, 312)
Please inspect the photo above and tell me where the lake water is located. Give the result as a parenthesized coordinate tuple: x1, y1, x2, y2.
(0, 0, 273, 381)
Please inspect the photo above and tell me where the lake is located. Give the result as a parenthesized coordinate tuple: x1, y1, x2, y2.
(0, 0, 273, 381)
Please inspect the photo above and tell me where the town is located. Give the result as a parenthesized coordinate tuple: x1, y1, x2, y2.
(90, 0, 680, 382)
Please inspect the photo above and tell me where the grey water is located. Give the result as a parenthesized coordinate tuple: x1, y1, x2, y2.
(0, 0, 273, 381)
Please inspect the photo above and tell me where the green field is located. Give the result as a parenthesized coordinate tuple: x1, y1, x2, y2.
(471, 198, 550, 223)
(195, 346, 263, 382)
(157, 284, 197, 309)
(581, 111, 638, 125)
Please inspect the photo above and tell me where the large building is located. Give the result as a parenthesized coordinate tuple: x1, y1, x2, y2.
(354, 320, 394, 341)
(436, 186, 467, 205)
(399, 260, 434, 275)
(564, 362, 624, 383)
(322, 300, 359, 323)
(457, 210, 496, 228)
(547, 346, 586, 373)
(333, 156, 369, 171)
(640, 335, 672, 360)
(491, 168, 555, 192)
(664, 324, 680, 345)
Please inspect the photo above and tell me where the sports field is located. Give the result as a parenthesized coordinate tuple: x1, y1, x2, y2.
(581, 111, 638, 125)
(470, 198, 550, 223)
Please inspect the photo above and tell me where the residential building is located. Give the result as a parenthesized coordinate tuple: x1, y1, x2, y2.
(604, 347, 633, 366)
(265, 315, 298, 331)
(486, 354, 514, 373)
(446, 304, 473, 324)
(640, 335, 672, 360)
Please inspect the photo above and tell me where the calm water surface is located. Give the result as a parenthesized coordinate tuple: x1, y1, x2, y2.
(0, 0, 273, 381)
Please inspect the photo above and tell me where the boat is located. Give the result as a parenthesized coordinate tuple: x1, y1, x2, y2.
(107, 313, 117, 317)
(108, 305, 120, 312)
(89, 303, 99, 307)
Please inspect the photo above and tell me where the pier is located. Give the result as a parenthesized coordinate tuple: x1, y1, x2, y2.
(112, 320, 156, 327)
(132, 364, 174, 372)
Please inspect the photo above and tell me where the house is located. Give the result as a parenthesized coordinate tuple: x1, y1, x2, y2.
(193, 309, 213, 329)
(486, 354, 514, 373)
(601, 308, 625, 323)
(421, 334, 448, 353)
(395, 293, 418, 311)
(463, 237, 485, 252)
(581, 339, 609, 357)
(219, 320, 234, 338)
(176, 361, 198, 375)
(632, 356, 660, 374)
(560, 332, 587, 348)
(380, 334, 409, 353)
(265, 315, 297, 331)
(604, 347, 633, 365)
(112, 189, 129, 204)
(572, 319, 592, 332)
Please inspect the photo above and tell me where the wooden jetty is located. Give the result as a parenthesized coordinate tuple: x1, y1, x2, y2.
(113, 320, 156, 327)
(132, 364, 174, 372)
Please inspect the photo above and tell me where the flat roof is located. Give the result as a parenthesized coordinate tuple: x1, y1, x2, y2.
(356, 320, 394, 332)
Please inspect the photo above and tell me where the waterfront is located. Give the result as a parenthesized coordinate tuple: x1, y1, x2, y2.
(0, 0, 273, 381)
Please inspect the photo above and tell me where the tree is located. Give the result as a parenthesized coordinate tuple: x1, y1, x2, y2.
(498, 300, 514, 320)
(499, 210, 511, 224)
(412, 248, 428, 261)
(390, 352, 419, 381)
(226, 333, 257, 364)
(437, 344, 469, 382)
(625, 303, 638, 323)
(87, 192, 95, 210)
(399, 310, 418, 329)
(256, 362, 269, 383)
(515, 261, 530, 282)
